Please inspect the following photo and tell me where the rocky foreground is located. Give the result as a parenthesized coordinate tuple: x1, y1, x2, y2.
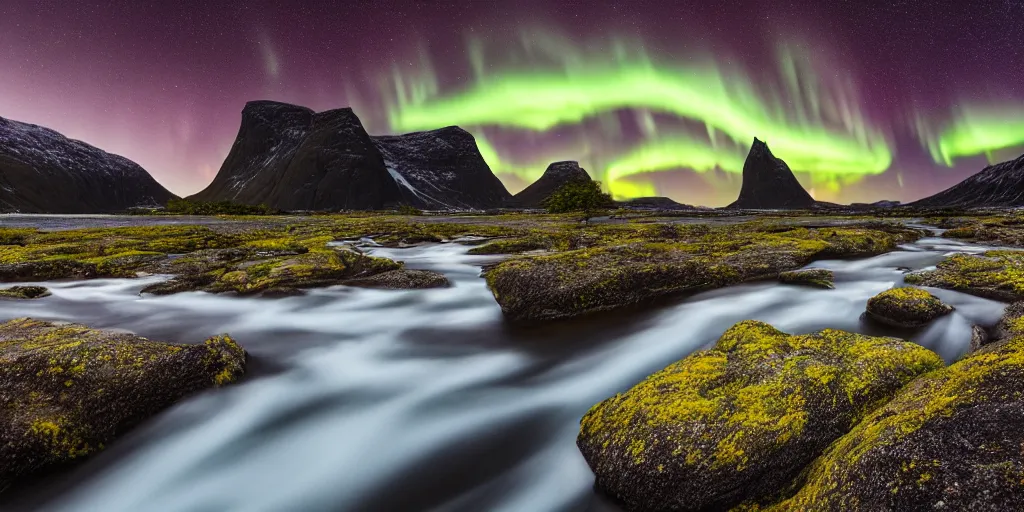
(0, 318, 246, 488)
(4, 210, 1024, 505)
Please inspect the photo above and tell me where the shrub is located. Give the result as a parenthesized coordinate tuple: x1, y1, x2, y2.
(396, 204, 424, 216)
(164, 199, 277, 216)
(543, 180, 615, 217)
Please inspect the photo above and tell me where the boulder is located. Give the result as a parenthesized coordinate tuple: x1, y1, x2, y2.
(486, 224, 922, 322)
(0, 318, 246, 488)
(343, 269, 450, 289)
(904, 251, 1024, 302)
(779, 268, 834, 289)
(577, 321, 943, 511)
(0, 286, 50, 299)
(777, 328, 1024, 510)
(865, 287, 954, 328)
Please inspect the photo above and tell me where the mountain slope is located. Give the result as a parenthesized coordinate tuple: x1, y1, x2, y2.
(0, 116, 175, 213)
(193, 101, 511, 211)
(371, 127, 511, 209)
(910, 153, 1024, 208)
(727, 138, 815, 209)
(512, 161, 593, 208)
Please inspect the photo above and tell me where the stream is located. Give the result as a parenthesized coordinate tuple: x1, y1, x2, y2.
(0, 233, 1008, 511)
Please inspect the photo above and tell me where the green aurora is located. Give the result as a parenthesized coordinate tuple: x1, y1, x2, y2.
(377, 32, 1021, 201)
(917, 104, 1024, 166)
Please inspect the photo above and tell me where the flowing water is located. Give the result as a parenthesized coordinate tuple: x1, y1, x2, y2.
(0, 231, 1009, 512)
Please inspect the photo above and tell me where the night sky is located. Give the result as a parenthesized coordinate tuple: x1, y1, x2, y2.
(2, 0, 1023, 206)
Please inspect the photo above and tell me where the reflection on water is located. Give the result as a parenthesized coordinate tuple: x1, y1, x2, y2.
(0, 237, 1007, 511)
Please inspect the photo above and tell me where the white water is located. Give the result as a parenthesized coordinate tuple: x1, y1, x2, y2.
(0, 237, 1007, 511)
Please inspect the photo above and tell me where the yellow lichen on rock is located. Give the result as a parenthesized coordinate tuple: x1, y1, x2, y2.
(577, 320, 943, 511)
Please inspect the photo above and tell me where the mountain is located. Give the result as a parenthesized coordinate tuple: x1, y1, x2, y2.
(193, 101, 511, 211)
(0, 116, 175, 213)
(727, 138, 815, 209)
(617, 196, 698, 210)
(191, 101, 407, 210)
(910, 152, 1024, 208)
(512, 161, 593, 208)
(370, 126, 511, 209)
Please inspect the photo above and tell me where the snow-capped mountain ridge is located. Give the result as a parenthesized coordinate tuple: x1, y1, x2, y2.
(0, 116, 175, 213)
(911, 153, 1024, 208)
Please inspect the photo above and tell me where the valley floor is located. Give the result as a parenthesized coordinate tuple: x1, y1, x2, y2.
(1, 209, 1023, 511)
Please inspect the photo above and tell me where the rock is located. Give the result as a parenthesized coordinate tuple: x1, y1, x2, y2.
(991, 301, 1024, 342)
(904, 251, 1024, 302)
(0, 318, 245, 488)
(969, 325, 990, 352)
(0, 286, 50, 299)
(865, 287, 954, 328)
(779, 268, 834, 289)
(145, 248, 401, 296)
(577, 321, 943, 511)
(344, 269, 450, 289)
(0, 117, 176, 213)
(371, 127, 512, 209)
(486, 223, 922, 322)
(0, 260, 101, 283)
(776, 329, 1024, 511)
(909, 151, 1024, 208)
(727, 138, 816, 210)
(512, 161, 593, 208)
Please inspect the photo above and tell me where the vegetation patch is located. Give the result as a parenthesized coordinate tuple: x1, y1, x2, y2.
(865, 287, 954, 328)
(771, 324, 1024, 510)
(0, 286, 50, 300)
(779, 268, 835, 289)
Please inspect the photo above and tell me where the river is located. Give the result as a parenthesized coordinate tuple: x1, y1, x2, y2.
(0, 230, 1007, 511)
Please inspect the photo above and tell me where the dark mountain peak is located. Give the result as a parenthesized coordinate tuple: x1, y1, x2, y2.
(727, 137, 815, 209)
(543, 161, 590, 179)
(370, 127, 512, 209)
(512, 161, 594, 208)
(0, 117, 175, 213)
(194, 101, 511, 211)
(240, 101, 315, 129)
(910, 152, 1024, 208)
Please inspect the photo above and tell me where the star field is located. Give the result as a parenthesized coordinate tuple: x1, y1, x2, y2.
(1, 0, 1022, 205)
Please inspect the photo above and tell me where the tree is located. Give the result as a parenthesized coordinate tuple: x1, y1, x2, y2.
(543, 180, 615, 220)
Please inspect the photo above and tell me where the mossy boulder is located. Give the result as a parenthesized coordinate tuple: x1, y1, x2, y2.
(0, 286, 50, 300)
(487, 224, 921, 322)
(779, 268, 834, 289)
(143, 248, 401, 295)
(577, 321, 944, 511)
(343, 269, 450, 289)
(865, 287, 954, 328)
(992, 301, 1024, 342)
(775, 330, 1024, 510)
(0, 318, 246, 488)
(905, 251, 1024, 302)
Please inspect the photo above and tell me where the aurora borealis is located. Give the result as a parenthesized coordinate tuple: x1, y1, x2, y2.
(2, 0, 1023, 205)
